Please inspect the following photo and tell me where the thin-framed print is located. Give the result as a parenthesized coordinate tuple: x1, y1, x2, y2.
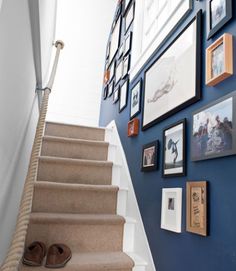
(124, 3, 135, 33)
(123, 55, 130, 78)
(161, 188, 182, 233)
(113, 86, 120, 104)
(186, 181, 207, 236)
(142, 11, 201, 130)
(115, 60, 123, 85)
(206, 33, 233, 86)
(109, 60, 116, 82)
(118, 43, 124, 60)
(163, 119, 186, 177)
(109, 16, 122, 64)
(207, 0, 232, 40)
(124, 32, 132, 56)
(108, 81, 114, 97)
(141, 141, 159, 172)
(130, 80, 142, 119)
(191, 91, 236, 161)
(119, 79, 129, 112)
(103, 85, 108, 100)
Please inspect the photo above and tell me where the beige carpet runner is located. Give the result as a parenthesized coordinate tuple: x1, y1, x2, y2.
(20, 122, 134, 271)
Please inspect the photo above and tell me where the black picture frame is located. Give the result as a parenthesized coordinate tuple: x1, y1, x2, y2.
(191, 90, 236, 162)
(207, 0, 232, 40)
(123, 54, 130, 78)
(109, 60, 116, 82)
(119, 79, 129, 112)
(141, 140, 159, 172)
(124, 31, 132, 56)
(103, 85, 108, 100)
(130, 79, 142, 119)
(124, 0, 132, 14)
(109, 15, 122, 65)
(113, 85, 120, 104)
(162, 119, 186, 178)
(124, 3, 135, 33)
(108, 81, 114, 97)
(142, 10, 202, 131)
(115, 59, 123, 86)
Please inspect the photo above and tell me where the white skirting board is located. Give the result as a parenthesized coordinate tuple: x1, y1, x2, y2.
(105, 120, 156, 271)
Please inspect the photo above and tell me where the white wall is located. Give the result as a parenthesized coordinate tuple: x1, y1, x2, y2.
(47, 0, 116, 126)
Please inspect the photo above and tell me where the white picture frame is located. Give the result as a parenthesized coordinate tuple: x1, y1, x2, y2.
(161, 188, 182, 233)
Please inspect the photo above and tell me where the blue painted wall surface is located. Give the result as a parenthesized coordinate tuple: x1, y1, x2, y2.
(99, 1, 236, 270)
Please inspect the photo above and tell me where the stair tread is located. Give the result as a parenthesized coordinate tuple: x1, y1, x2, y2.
(30, 212, 125, 225)
(20, 251, 134, 271)
(46, 121, 106, 131)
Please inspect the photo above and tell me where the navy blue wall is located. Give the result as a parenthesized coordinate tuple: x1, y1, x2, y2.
(99, 1, 236, 270)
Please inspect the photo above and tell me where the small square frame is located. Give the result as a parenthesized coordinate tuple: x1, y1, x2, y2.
(128, 118, 139, 137)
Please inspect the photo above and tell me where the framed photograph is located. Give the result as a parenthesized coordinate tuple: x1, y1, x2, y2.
(128, 118, 139, 137)
(206, 33, 233, 86)
(161, 188, 182, 233)
(113, 86, 120, 104)
(163, 119, 186, 178)
(207, 0, 232, 39)
(191, 91, 236, 161)
(142, 11, 201, 130)
(109, 16, 122, 64)
(130, 80, 142, 119)
(141, 141, 159, 171)
(124, 3, 135, 33)
(186, 181, 207, 236)
(119, 79, 129, 112)
(108, 81, 114, 97)
(124, 32, 132, 56)
(109, 60, 116, 82)
(123, 55, 130, 78)
(115, 60, 123, 85)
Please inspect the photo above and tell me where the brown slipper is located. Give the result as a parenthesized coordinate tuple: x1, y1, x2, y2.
(22, 241, 46, 266)
(45, 244, 72, 268)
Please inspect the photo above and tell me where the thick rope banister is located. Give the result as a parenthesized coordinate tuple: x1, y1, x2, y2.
(0, 40, 64, 271)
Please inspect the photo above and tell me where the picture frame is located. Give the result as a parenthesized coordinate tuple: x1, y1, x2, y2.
(109, 60, 116, 82)
(128, 118, 139, 137)
(186, 181, 207, 236)
(191, 90, 236, 161)
(103, 85, 108, 100)
(124, 0, 132, 14)
(206, 33, 233, 86)
(161, 188, 182, 233)
(115, 60, 123, 85)
(113, 85, 120, 103)
(108, 81, 114, 97)
(109, 16, 122, 64)
(118, 43, 124, 60)
(124, 31, 132, 56)
(141, 140, 159, 172)
(123, 54, 130, 78)
(130, 79, 142, 119)
(207, 0, 232, 40)
(119, 79, 129, 112)
(124, 3, 135, 33)
(142, 11, 201, 131)
(106, 41, 110, 60)
(163, 119, 186, 178)
(103, 70, 110, 85)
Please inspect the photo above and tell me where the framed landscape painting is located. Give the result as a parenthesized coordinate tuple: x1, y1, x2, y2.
(142, 11, 201, 130)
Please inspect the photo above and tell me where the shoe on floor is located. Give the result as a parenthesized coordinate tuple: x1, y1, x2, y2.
(45, 244, 72, 268)
(22, 241, 46, 266)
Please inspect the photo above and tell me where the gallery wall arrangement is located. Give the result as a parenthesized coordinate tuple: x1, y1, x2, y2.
(100, 1, 236, 271)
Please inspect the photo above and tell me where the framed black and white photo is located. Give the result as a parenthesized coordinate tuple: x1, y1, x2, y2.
(130, 80, 142, 119)
(124, 3, 135, 33)
(141, 140, 159, 172)
(161, 188, 182, 233)
(191, 91, 236, 161)
(163, 119, 186, 177)
(119, 79, 129, 112)
(207, 0, 232, 39)
(142, 11, 201, 130)
(123, 55, 130, 78)
(115, 60, 123, 85)
(108, 81, 114, 97)
(109, 60, 116, 82)
(124, 32, 132, 56)
(113, 86, 120, 104)
(109, 16, 122, 64)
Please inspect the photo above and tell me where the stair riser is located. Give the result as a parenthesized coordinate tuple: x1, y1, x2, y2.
(26, 223, 124, 253)
(41, 140, 108, 161)
(45, 123, 105, 141)
(38, 161, 112, 185)
(32, 186, 118, 214)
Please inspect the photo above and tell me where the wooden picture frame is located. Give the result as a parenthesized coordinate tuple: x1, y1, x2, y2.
(103, 70, 110, 85)
(113, 85, 120, 103)
(207, 0, 232, 40)
(141, 140, 159, 172)
(163, 119, 186, 178)
(119, 79, 129, 112)
(130, 79, 142, 119)
(186, 181, 207, 236)
(161, 188, 182, 233)
(128, 118, 139, 137)
(206, 33, 233, 86)
(142, 11, 201, 130)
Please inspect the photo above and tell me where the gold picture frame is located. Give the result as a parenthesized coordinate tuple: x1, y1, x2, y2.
(206, 33, 233, 86)
(186, 181, 207, 236)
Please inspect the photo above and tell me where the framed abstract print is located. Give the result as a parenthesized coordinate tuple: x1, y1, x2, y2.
(141, 140, 159, 172)
(142, 11, 201, 130)
(130, 80, 142, 119)
(207, 0, 232, 39)
(163, 119, 186, 177)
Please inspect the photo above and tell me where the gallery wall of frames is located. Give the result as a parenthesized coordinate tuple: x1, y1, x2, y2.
(99, 1, 236, 270)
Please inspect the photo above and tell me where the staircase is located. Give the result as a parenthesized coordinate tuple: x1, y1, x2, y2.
(20, 121, 135, 271)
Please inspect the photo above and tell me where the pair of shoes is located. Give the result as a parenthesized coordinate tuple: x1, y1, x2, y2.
(22, 241, 72, 268)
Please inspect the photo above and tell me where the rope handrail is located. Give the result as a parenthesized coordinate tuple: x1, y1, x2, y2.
(0, 40, 64, 271)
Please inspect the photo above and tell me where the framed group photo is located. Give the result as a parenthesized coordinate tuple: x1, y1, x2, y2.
(141, 140, 159, 172)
